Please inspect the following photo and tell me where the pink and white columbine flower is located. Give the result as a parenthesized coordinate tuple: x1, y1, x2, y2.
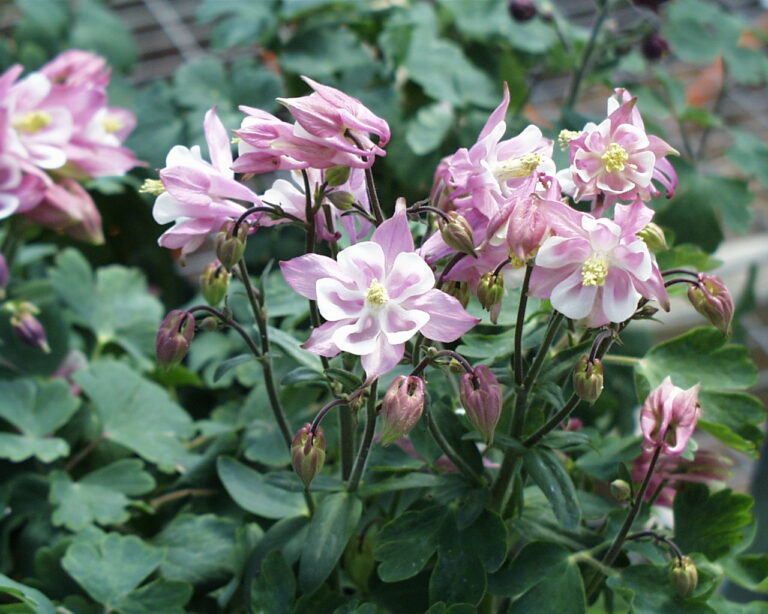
(280, 202, 479, 380)
(529, 199, 669, 327)
(152, 107, 262, 255)
(640, 376, 701, 456)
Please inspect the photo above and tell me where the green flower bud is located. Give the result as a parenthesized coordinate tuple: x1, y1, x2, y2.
(670, 556, 698, 597)
(439, 212, 476, 256)
(442, 280, 471, 308)
(215, 220, 249, 270)
(200, 260, 231, 306)
(291, 423, 326, 489)
(327, 190, 356, 211)
(477, 272, 504, 312)
(610, 479, 631, 502)
(638, 222, 668, 252)
(573, 356, 604, 403)
(198, 316, 220, 332)
(325, 165, 351, 187)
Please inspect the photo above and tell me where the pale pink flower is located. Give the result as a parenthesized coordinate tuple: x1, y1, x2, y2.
(280, 202, 479, 380)
(529, 199, 669, 327)
(640, 376, 701, 456)
(40, 50, 111, 88)
(153, 108, 262, 254)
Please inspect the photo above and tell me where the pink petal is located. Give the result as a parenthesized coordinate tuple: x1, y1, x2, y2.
(280, 253, 344, 300)
(336, 241, 386, 289)
(316, 278, 364, 321)
(404, 289, 480, 342)
(302, 320, 342, 357)
(478, 83, 510, 141)
(361, 336, 405, 382)
(550, 268, 598, 320)
(613, 201, 654, 235)
(384, 252, 435, 302)
(333, 313, 381, 355)
(601, 268, 641, 323)
(379, 303, 429, 345)
(204, 107, 233, 176)
(535, 236, 591, 269)
(372, 200, 413, 269)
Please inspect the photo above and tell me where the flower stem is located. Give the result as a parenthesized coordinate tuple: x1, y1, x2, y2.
(348, 380, 378, 492)
(564, 0, 612, 110)
(602, 355, 641, 367)
(514, 265, 534, 386)
(585, 445, 663, 600)
(188, 303, 262, 359)
(523, 392, 581, 448)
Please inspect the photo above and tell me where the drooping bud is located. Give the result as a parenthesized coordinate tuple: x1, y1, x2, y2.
(508, 0, 538, 22)
(155, 310, 195, 369)
(439, 212, 476, 256)
(637, 222, 668, 252)
(687, 273, 734, 337)
(442, 280, 471, 309)
(670, 556, 698, 597)
(291, 423, 326, 489)
(380, 376, 425, 445)
(477, 272, 504, 312)
(640, 376, 701, 456)
(8, 301, 50, 353)
(327, 190, 356, 211)
(573, 356, 604, 403)
(610, 479, 631, 502)
(641, 32, 670, 61)
(0, 253, 8, 299)
(200, 260, 231, 306)
(460, 364, 502, 445)
(198, 316, 220, 332)
(215, 220, 249, 271)
(325, 165, 351, 187)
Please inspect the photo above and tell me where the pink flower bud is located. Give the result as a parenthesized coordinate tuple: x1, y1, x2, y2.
(380, 375, 425, 445)
(508, 0, 537, 21)
(640, 376, 701, 456)
(8, 301, 50, 353)
(460, 365, 502, 445)
(200, 260, 231, 306)
(215, 220, 249, 271)
(573, 356, 604, 403)
(155, 310, 195, 369)
(291, 423, 326, 488)
(688, 273, 734, 337)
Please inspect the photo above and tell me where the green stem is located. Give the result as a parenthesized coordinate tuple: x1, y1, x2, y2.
(339, 403, 355, 481)
(523, 311, 565, 392)
(513, 265, 534, 387)
(189, 304, 261, 359)
(523, 392, 581, 448)
(602, 355, 641, 367)
(348, 380, 378, 492)
(585, 445, 663, 600)
(236, 260, 292, 448)
(564, 0, 611, 110)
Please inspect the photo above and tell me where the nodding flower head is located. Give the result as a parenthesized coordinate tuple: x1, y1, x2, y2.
(640, 376, 700, 456)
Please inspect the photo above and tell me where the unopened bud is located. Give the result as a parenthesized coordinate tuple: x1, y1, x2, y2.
(610, 479, 631, 502)
(688, 273, 734, 337)
(155, 310, 195, 369)
(8, 302, 50, 353)
(198, 316, 220, 332)
(641, 32, 670, 61)
(460, 365, 502, 445)
(508, 0, 537, 21)
(448, 358, 465, 374)
(0, 253, 8, 299)
(215, 220, 249, 270)
(200, 260, 231, 306)
(637, 222, 667, 252)
(327, 190, 356, 211)
(573, 356, 604, 403)
(325, 166, 351, 187)
(477, 272, 504, 312)
(670, 556, 698, 597)
(439, 212, 476, 256)
(634, 305, 659, 320)
(442, 280, 470, 309)
(291, 423, 326, 488)
(380, 376, 425, 445)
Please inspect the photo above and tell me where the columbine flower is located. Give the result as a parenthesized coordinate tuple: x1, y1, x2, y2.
(380, 375, 426, 445)
(280, 202, 479, 380)
(459, 364, 502, 444)
(152, 107, 262, 254)
(528, 199, 669, 326)
(23, 177, 104, 244)
(688, 273, 734, 337)
(640, 376, 701, 456)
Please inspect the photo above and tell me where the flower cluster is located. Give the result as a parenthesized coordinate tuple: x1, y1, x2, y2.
(1, 50, 138, 242)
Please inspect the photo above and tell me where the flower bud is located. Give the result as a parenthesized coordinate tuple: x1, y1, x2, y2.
(637, 222, 668, 252)
(610, 479, 631, 502)
(155, 310, 195, 369)
(670, 556, 698, 597)
(439, 212, 476, 256)
(477, 272, 504, 312)
(8, 302, 50, 353)
(687, 273, 734, 337)
(291, 423, 326, 489)
(573, 356, 604, 403)
(215, 220, 249, 270)
(380, 376, 425, 445)
(460, 365, 502, 445)
(508, 0, 537, 21)
(641, 32, 670, 61)
(200, 260, 231, 306)
(442, 280, 470, 309)
(198, 316, 220, 332)
(325, 165, 351, 187)
(640, 376, 700, 456)
(327, 190, 356, 211)
(0, 253, 8, 299)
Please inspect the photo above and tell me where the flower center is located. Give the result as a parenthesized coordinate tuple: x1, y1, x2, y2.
(495, 153, 542, 181)
(509, 254, 525, 268)
(101, 115, 123, 134)
(139, 178, 166, 196)
(13, 110, 52, 134)
(558, 129, 581, 151)
(582, 254, 608, 287)
(601, 142, 629, 173)
(365, 278, 389, 307)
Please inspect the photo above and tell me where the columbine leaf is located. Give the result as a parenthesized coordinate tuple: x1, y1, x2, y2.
(523, 447, 581, 530)
(0, 573, 56, 614)
(252, 550, 296, 614)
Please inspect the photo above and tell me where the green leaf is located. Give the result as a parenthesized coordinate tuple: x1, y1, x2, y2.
(49, 460, 155, 531)
(662, 0, 741, 64)
(0, 573, 56, 614)
(152, 514, 238, 584)
(50, 249, 164, 364)
(267, 326, 323, 372)
(111, 579, 192, 614)
(724, 554, 768, 593)
(487, 541, 585, 613)
(0, 379, 78, 462)
(406, 102, 455, 156)
(281, 26, 373, 77)
(69, 0, 137, 72)
(728, 129, 768, 189)
(74, 361, 194, 472)
(357, 472, 444, 497)
(252, 550, 296, 614)
(197, 0, 277, 49)
(173, 56, 231, 111)
(299, 492, 363, 593)
(429, 518, 486, 606)
(673, 484, 754, 560)
(62, 533, 163, 607)
(462, 509, 507, 573)
(230, 58, 283, 113)
(523, 448, 581, 530)
(125, 81, 184, 168)
(217, 456, 308, 519)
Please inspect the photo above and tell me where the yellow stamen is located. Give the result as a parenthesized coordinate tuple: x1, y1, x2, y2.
(558, 129, 581, 151)
(581, 255, 608, 287)
(101, 115, 123, 133)
(13, 110, 52, 134)
(139, 178, 165, 196)
(601, 142, 630, 173)
(365, 279, 389, 307)
(231, 136, 241, 144)
(509, 254, 525, 269)
(495, 152, 542, 181)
